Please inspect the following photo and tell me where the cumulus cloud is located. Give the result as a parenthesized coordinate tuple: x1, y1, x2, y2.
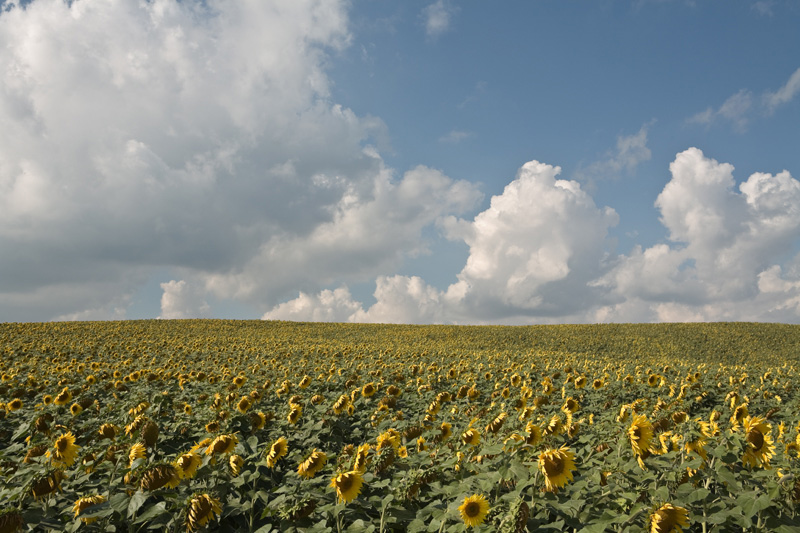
(266, 149, 800, 325)
(421, 0, 456, 39)
(159, 279, 210, 319)
(266, 158, 621, 324)
(596, 148, 800, 322)
(261, 286, 361, 322)
(0, 0, 482, 321)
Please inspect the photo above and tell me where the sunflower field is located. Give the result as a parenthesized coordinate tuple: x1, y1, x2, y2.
(2, 320, 800, 532)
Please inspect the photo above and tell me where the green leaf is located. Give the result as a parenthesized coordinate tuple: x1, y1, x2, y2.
(128, 490, 148, 519)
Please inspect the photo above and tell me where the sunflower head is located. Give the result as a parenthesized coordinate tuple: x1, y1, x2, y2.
(742, 416, 775, 468)
(330, 471, 363, 503)
(140, 463, 182, 491)
(73, 494, 106, 523)
(538, 446, 576, 493)
(649, 503, 689, 533)
(49, 432, 80, 467)
(0, 508, 24, 533)
(628, 414, 654, 456)
(206, 434, 238, 456)
(458, 494, 490, 528)
(266, 437, 288, 468)
(297, 450, 327, 479)
(176, 452, 202, 479)
(186, 494, 222, 532)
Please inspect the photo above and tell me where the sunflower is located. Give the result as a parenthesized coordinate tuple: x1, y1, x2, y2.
(730, 404, 749, 427)
(43, 394, 53, 405)
(297, 450, 327, 478)
(229, 455, 244, 476)
(54, 387, 72, 406)
(649, 503, 689, 533)
(287, 405, 303, 425)
(129, 442, 147, 466)
(176, 452, 202, 479)
(458, 494, 490, 528)
(140, 464, 182, 490)
(205, 434, 238, 456)
(525, 422, 542, 446)
(7, 398, 22, 412)
(439, 422, 453, 442)
(462, 428, 480, 446)
(353, 443, 371, 473)
(330, 471, 364, 503)
(298, 375, 312, 389)
(486, 412, 507, 434)
(562, 397, 580, 414)
(250, 411, 267, 431)
(49, 432, 80, 467)
(98, 424, 118, 440)
(0, 509, 24, 532)
(32, 470, 65, 500)
(742, 416, 775, 468)
(266, 437, 288, 468)
(70, 403, 82, 416)
(628, 414, 654, 456)
(538, 446, 576, 493)
(397, 446, 409, 459)
(236, 396, 251, 414)
(362, 382, 377, 398)
(186, 494, 222, 532)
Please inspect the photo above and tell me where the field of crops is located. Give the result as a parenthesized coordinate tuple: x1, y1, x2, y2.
(2, 320, 800, 532)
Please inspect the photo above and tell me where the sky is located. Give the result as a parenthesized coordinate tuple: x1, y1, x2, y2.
(1, 0, 799, 324)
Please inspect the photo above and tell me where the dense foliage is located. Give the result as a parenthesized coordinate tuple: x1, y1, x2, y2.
(1, 320, 800, 532)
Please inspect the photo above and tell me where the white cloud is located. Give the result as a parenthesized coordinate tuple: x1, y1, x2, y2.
(159, 280, 210, 319)
(421, 0, 456, 39)
(764, 67, 800, 113)
(262, 286, 362, 322)
(597, 148, 800, 321)
(0, 0, 482, 321)
(267, 149, 800, 325)
(688, 89, 752, 132)
(576, 122, 653, 183)
(438, 129, 473, 144)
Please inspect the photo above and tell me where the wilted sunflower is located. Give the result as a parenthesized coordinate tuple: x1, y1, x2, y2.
(330, 471, 364, 503)
(458, 494, 490, 528)
(628, 414, 654, 456)
(266, 437, 288, 468)
(98, 423, 118, 440)
(31, 470, 64, 499)
(176, 452, 202, 479)
(0, 508, 24, 532)
(48, 432, 80, 467)
(297, 450, 327, 479)
(649, 503, 689, 533)
(141, 464, 182, 491)
(186, 494, 222, 532)
(486, 412, 507, 434)
(538, 446, 576, 492)
(742, 416, 775, 468)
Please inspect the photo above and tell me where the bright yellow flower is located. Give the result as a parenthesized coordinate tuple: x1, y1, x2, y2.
(330, 471, 364, 503)
(538, 445, 576, 493)
(458, 494, 490, 528)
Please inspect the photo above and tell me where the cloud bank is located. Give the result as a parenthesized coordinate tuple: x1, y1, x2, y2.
(266, 149, 800, 324)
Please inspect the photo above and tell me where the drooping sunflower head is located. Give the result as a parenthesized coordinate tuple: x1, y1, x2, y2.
(458, 494, 490, 528)
(538, 446, 576, 493)
(297, 450, 327, 479)
(206, 434, 238, 456)
(525, 421, 542, 446)
(0, 508, 24, 532)
(628, 414, 654, 456)
(175, 452, 202, 479)
(54, 387, 72, 406)
(140, 463, 182, 491)
(236, 396, 251, 414)
(186, 494, 222, 532)
(649, 503, 689, 533)
(330, 470, 363, 503)
(229, 455, 243, 477)
(266, 437, 288, 468)
(461, 428, 480, 446)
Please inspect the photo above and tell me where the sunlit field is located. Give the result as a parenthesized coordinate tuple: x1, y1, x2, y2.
(1, 320, 800, 532)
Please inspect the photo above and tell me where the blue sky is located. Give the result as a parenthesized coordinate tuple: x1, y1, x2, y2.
(1, 0, 799, 323)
